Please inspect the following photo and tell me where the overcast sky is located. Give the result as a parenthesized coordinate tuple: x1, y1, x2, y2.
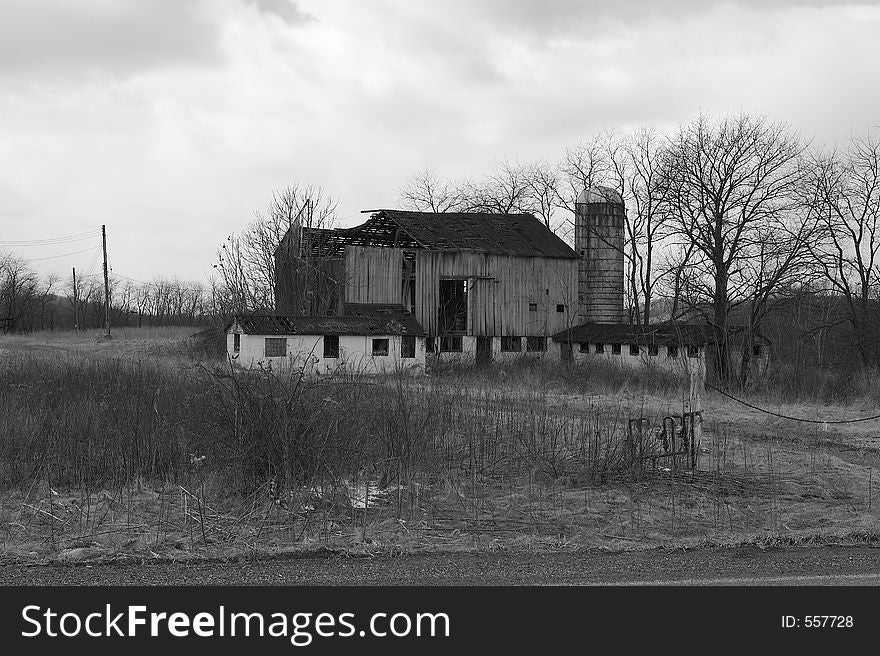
(2, 0, 879, 283)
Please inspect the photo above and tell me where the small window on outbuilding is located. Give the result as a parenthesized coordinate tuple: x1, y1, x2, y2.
(595, 342, 605, 354)
(233, 333, 240, 353)
(440, 336, 462, 352)
(629, 344, 640, 356)
(528, 302, 538, 312)
(611, 343, 621, 355)
(578, 342, 589, 353)
(401, 335, 416, 359)
(687, 344, 700, 358)
(667, 344, 678, 358)
(648, 344, 659, 356)
(372, 338, 389, 356)
(264, 337, 287, 357)
(556, 304, 565, 313)
(501, 336, 522, 352)
(323, 335, 339, 358)
(526, 337, 546, 352)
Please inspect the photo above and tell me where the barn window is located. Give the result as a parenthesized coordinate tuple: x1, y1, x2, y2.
(264, 337, 287, 357)
(629, 344, 640, 356)
(594, 342, 604, 354)
(667, 344, 678, 358)
(323, 335, 339, 358)
(233, 333, 240, 353)
(753, 345, 762, 357)
(578, 342, 589, 353)
(528, 302, 538, 312)
(556, 304, 565, 313)
(440, 336, 462, 352)
(687, 345, 700, 358)
(648, 344, 659, 356)
(501, 336, 522, 352)
(401, 335, 416, 358)
(611, 344, 621, 355)
(372, 338, 389, 356)
(526, 337, 546, 352)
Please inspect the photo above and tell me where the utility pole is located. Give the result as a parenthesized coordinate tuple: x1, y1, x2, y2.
(72, 267, 79, 333)
(102, 224, 112, 339)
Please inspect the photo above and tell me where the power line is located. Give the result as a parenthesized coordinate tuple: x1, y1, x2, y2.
(706, 382, 880, 424)
(0, 229, 101, 246)
(110, 272, 149, 285)
(26, 246, 101, 262)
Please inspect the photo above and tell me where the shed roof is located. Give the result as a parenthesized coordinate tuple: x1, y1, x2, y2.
(227, 311, 425, 336)
(292, 209, 577, 259)
(552, 322, 771, 347)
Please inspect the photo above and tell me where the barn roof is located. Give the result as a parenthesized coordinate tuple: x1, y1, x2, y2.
(552, 322, 771, 347)
(227, 310, 425, 336)
(292, 209, 577, 258)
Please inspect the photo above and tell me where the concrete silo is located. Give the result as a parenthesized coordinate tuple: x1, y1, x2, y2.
(575, 186, 626, 324)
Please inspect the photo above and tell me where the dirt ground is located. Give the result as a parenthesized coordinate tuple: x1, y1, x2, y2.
(2, 329, 879, 563)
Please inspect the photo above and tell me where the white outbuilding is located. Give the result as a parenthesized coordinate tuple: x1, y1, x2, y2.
(225, 307, 426, 375)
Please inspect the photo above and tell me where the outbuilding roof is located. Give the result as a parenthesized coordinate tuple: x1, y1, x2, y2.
(293, 209, 577, 259)
(552, 322, 771, 347)
(227, 310, 425, 336)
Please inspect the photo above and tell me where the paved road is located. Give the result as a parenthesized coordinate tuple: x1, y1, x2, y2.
(2, 545, 880, 585)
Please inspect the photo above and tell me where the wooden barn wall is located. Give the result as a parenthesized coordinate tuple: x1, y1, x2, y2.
(414, 250, 578, 337)
(284, 245, 579, 336)
(344, 246, 404, 305)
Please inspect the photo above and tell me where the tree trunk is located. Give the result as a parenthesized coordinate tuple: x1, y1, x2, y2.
(713, 268, 730, 384)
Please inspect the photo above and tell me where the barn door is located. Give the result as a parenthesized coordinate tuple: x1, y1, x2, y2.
(476, 337, 492, 367)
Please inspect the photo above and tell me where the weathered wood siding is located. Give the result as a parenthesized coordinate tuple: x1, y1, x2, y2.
(342, 246, 578, 336)
(344, 246, 404, 304)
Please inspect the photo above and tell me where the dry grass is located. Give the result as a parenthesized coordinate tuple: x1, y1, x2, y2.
(1, 331, 878, 562)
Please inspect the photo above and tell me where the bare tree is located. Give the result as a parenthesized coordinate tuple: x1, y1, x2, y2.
(601, 128, 676, 325)
(556, 138, 613, 240)
(459, 158, 541, 216)
(398, 167, 468, 212)
(806, 129, 880, 368)
(214, 184, 337, 314)
(0, 253, 40, 333)
(661, 113, 808, 383)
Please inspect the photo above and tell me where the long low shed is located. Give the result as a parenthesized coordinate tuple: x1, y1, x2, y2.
(225, 313, 427, 374)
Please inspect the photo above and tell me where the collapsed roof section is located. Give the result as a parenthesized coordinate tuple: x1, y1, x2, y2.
(295, 209, 578, 259)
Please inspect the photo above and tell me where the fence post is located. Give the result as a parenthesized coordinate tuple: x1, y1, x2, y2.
(689, 367, 704, 469)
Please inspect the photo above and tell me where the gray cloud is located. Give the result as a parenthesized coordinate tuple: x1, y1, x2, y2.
(440, 0, 870, 39)
(249, 0, 311, 24)
(0, 0, 224, 80)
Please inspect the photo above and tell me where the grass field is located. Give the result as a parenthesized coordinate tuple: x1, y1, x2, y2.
(1, 328, 878, 563)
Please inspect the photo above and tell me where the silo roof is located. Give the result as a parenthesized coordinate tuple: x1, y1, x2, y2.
(576, 186, 624, 205)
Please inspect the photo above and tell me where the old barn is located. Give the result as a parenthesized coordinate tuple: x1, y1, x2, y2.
(265, 186, 749, 372)
(274, 189, 631, 363)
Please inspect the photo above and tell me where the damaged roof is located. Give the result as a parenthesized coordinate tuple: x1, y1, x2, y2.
(293, 209, 577, 258)
(552, 322, 771, 347)
(227, 310, 425, 336)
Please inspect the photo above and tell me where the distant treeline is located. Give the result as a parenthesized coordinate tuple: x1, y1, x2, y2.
(0, 254, 237, 333)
